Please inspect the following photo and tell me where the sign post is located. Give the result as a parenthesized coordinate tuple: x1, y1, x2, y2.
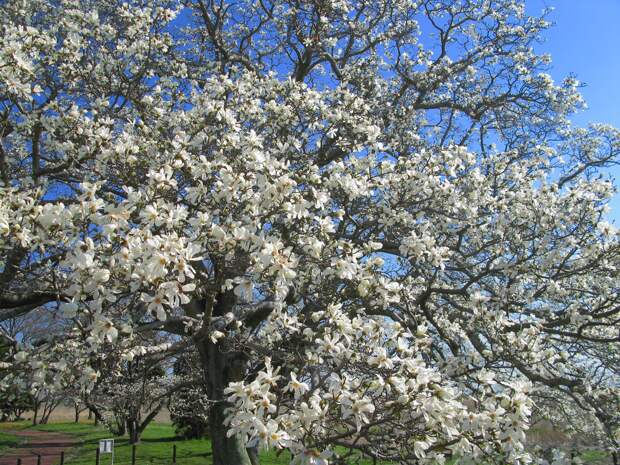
(99, 438, 115, 465)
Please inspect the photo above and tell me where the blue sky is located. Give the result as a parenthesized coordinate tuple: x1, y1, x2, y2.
(527, 0, 620, 219)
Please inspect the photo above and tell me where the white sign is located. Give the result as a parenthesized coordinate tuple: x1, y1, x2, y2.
(99, 439, 114, 453)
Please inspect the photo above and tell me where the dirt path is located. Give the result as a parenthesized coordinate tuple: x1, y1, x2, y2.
(0, 430, 77, 465)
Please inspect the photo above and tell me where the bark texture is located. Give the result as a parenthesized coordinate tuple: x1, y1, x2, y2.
(196, 292, 253, 465)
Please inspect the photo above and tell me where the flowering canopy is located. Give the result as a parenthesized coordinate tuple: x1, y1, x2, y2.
(1, 0, 620, 464)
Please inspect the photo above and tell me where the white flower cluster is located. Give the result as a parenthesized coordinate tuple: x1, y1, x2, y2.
(225, 304, 535, 464)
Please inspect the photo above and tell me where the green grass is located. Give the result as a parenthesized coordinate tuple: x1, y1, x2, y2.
(0, 429, 25, 454)
(30, 422, 300, 464)
(33, 422, 216, 464)
(27, 422, 384, 465)
(579, 450, 609, 463)
(21, 421, 612, 465)
(0, 419, 30, 431)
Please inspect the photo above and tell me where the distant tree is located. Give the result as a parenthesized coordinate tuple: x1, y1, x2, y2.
(31, 387, 62, 425)
(170, 350, 210, 440)
(0, 339, 33, 421)
(86, 348, 172, 444)
(0, 386, 32, 422)
(1, 358, 60, 425)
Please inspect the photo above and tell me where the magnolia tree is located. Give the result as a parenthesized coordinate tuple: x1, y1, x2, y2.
(82, 344, 173, 443)
(0, 306, 66, 423)
(1, 0, 620, 464)
(5, 337, 82, 424)
(170, 349, 211, 439)
(0, 338, 33, 422)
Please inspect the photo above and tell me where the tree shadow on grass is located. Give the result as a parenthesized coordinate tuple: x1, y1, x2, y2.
(0, 438, 23, 449)
(139, 436, 185, 443)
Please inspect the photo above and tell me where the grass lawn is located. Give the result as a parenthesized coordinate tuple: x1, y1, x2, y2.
(0, 420, 30, 431)
(0, 430, 25, 455)
(2, 421, 610, 465)
(33, 422, 227, 464)
(30, 422, 320, 464)
(30, 421, 386, 464)
(579, 450, 611, 464)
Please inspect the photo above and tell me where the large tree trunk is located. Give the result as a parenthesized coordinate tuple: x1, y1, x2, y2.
(197, 337, 252, 465)
(247, 445, 260, 465)
(195, 292, 253, 465)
